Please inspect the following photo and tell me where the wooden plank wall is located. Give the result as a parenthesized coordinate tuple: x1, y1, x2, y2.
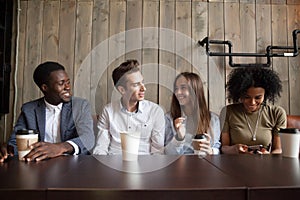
(1, 0, 300, 142)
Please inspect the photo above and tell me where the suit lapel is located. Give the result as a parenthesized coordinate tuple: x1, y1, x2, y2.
(35, 98, 46, 142)
(61, 100, 72, 141)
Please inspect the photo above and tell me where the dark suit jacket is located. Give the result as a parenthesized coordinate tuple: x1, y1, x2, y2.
(8, 97, 95, 155)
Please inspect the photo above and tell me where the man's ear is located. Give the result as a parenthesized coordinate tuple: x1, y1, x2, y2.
(117, 85, 125, 95)
(41, 84, 48, 93)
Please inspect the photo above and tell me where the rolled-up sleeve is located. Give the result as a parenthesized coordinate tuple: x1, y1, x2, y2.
(210, 112, 221, 155)
(92, 107, 111, 155)
(150, 106, 165, 154)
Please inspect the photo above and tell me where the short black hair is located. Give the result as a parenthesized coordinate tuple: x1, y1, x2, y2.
(33, 61, 65, 88)
(112, 59, 140, 87)
(226, 67, 282, 103)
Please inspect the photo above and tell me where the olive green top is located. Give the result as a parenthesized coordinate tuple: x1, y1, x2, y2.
(220, 103, 287, 148)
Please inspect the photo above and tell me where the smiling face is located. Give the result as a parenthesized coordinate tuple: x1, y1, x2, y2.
(118, 70, 146, 104)
(241, 86, 265, 112)
(174, 75, 193, 107)
(41, 70, 72, 105)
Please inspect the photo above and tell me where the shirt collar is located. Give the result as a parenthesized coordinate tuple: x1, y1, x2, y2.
(119, 99, 144, 114)
(44, 99, 63, 111)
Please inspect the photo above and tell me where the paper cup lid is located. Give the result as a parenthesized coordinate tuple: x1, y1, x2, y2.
(194, 134, 206, 139)
(279, 128, 299, 134)
(16, 129, 39, 135)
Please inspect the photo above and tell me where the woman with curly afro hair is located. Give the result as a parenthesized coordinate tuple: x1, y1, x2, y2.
(220, 67, 286, 154)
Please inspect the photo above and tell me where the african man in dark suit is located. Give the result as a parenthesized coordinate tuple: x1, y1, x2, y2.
(0, 61, 94, 162)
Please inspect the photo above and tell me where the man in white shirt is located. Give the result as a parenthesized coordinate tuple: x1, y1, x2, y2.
(93, 59, 165, 155)
(0, 62, 94, 162)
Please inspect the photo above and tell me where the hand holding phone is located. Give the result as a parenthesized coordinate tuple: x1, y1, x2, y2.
(247, 144, 263, 154)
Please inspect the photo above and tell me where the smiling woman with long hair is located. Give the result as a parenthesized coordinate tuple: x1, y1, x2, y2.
(165, 72, 221, 155)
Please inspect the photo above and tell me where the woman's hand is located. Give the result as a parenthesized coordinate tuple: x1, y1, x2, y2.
(222, 144, 248, 154)
(192, 133, 213, 155)
(256, 147, 270, 154)
(246, 146, 270, 154)
(235, 144, 249, 153)
(174, 117, 186, 140)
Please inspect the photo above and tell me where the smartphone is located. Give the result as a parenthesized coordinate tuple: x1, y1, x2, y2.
(247, 144, 263, 152)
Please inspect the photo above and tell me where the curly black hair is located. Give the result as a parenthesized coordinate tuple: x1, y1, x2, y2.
(226, 67, 282, 103)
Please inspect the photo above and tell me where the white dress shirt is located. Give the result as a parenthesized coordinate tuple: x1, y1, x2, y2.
(44, 100, 79, 154)
(93, 100, 165, 155)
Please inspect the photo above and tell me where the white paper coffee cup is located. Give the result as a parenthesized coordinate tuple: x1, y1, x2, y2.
(120, 131, 141, 161)
(16, 130, 39, 161)
(279, 128, 300, 158)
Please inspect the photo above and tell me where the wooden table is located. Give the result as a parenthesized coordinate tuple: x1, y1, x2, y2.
(205, 154, 300, 200)
(0, 154, 299, 200)
(0, 155, 245, 200)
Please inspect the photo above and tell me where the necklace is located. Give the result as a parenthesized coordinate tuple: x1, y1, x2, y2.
(243, 107, 262, 141)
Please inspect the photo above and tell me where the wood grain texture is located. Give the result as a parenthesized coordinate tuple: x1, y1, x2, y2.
(240, 1, 255, 64)
(107, 0, 126, 103)
(3, 0, 300, 140)
(159, 0, 176, 113)
(73, 1, 93, 102)
(125, 0, 142, 62)
(208, 1, 226, 113)
(23, 0, 43, 102)
(176, 0, 192, 73)
(15, 0, 28, 121)
(256, 2, 271, 65)
(58, 0, 76, 82)
(287, 4, 300, 115)
(192, 0, 208, 99)
(42, 0, 59, 62)
(272, 3, 289, 112)
(143, 0, 159, 104)
(91, 0, 109, 114)
(224, 1, 240, 79)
